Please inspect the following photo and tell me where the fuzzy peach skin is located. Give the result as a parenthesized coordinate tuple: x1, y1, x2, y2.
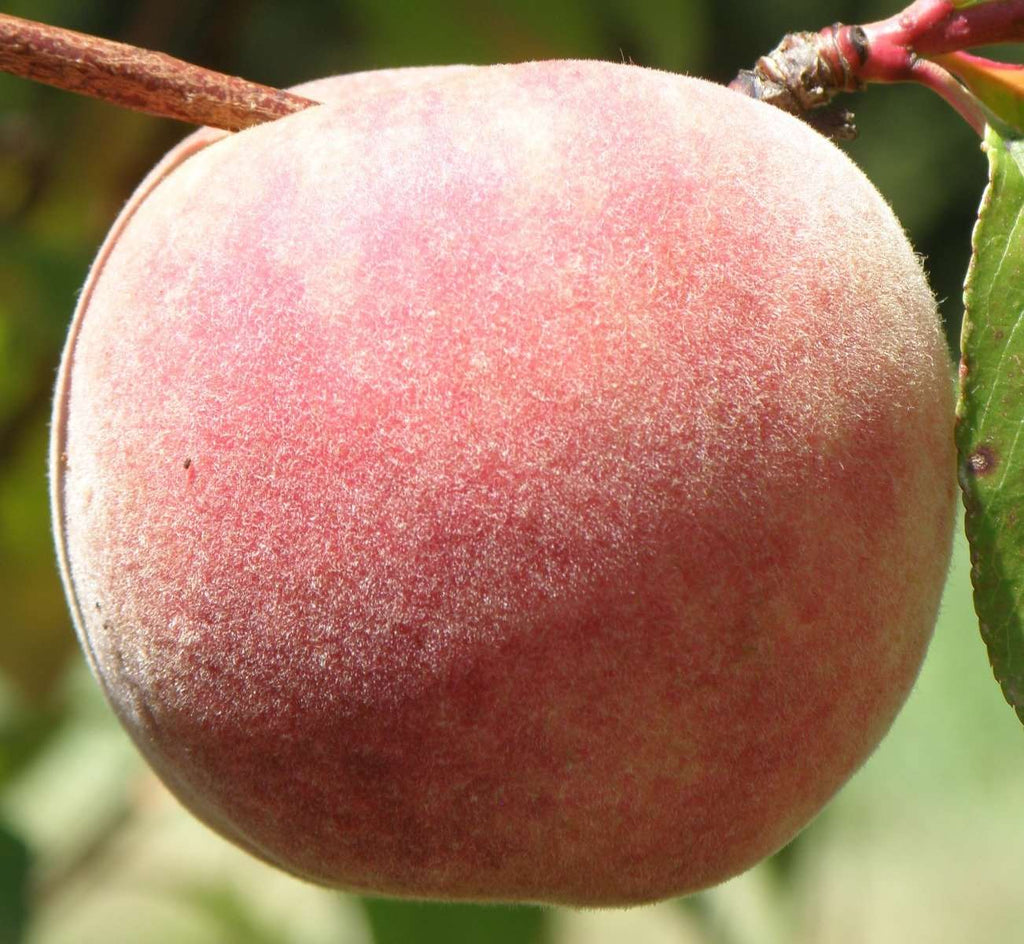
(50, 61, 956, 906)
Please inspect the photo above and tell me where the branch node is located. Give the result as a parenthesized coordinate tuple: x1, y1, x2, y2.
(729, 27, 862, 141)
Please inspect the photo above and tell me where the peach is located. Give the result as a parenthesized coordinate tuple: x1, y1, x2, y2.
(49, 60, 956, 906)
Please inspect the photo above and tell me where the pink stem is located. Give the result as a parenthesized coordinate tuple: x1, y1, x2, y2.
(908, 57, 988, 134)
(914, 0, 1024, 54)
(856, 0, 1024, 65)
(834, 0, 1024, 136)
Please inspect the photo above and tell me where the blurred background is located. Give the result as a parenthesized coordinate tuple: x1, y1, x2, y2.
(0, 0, 1021, 941)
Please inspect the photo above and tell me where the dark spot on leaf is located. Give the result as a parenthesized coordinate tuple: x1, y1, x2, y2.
(968, 445, 997, 476)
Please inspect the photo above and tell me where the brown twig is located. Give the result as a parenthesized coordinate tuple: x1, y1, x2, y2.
(0, 13, 318, 132)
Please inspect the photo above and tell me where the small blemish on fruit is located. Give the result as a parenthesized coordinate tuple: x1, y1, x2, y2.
(95, 601, 102, 611)
(184, 457, 192, 469)
(967, 445, 997, 476)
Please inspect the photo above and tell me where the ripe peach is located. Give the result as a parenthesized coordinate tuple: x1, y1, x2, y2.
(50, 60, 956, 906)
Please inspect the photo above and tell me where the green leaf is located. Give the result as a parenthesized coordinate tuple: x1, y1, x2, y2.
(362, 898, 548, 944)
(957, 124, 1024, 725)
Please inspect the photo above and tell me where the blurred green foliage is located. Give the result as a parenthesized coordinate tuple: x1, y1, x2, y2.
(363, 899, 546, 944)
(0, 822, 29, 944)
(0, 1, 1019, 942)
